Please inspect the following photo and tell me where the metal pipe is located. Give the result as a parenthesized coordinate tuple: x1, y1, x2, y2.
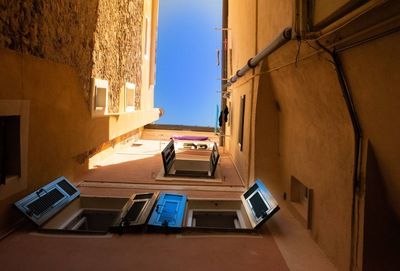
(223, 27, 292, 90)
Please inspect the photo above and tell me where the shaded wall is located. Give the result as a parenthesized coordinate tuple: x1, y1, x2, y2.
(339, 31, 400, 271)
(256, 46, 354, 270)
(0, 48, 105, 232)
(361, 143, 400, 271)
(226, 0, 400, 270)
(252, 0, 292, 185)
(340, 32, 400, 222)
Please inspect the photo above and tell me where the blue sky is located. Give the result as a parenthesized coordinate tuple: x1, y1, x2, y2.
(155, 0, 222, 127)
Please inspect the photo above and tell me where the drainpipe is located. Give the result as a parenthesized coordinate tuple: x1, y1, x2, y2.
(223, 27, 292, 90)
(316, 41, 362, 271)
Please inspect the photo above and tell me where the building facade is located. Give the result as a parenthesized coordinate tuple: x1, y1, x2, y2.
(223, 1, 400, 270)
(0, 0, 160, 233)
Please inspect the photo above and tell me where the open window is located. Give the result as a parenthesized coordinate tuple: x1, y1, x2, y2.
(90, 78, 109, 117)
(160, 140, 220, 179)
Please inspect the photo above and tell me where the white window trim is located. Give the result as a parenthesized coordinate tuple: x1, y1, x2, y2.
(90, 78, 109, 118)
(125, 82, 136, 112)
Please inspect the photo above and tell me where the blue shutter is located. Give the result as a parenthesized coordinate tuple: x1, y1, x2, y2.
(148, 193, 187, 228)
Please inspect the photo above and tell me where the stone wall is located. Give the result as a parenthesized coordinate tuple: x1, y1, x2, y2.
(92, 0, 143, 112)
(0, 0, 98, 102)
(0, 0, 143, 111)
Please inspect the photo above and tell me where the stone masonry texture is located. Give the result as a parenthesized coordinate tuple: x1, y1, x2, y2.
(0, 0, 143, 112)
(92, 0, 143, 112)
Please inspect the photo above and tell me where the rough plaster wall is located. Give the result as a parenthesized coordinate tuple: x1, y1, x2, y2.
(340, 32, 400, 220)
(0, 48, 107, 232)
(313, 0, 352, 25)
(253, 0, 292, 186)
(226, 0, 257, 184)
(253, 67, 280, 183)
(92, 0, 143, 112)
(257, 47, 354, 270)
(0, 0, 98, 103)
(257, 0, 292, 49)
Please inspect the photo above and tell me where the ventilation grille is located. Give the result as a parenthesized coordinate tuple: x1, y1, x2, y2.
(249, 192, 270, 219)
(124, 201, 146, 222)
(14, 176, 80, 226)
(57, 179, 78, 196)
(243, 183, 258, 199)
(27, 189, 64, 217)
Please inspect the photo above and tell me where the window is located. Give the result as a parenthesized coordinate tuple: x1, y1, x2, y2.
(0, 116, 21, 185)
(290, 176, 313, 229)
(125, 82, 136, 112)
(0, 100, 28, 200)
(238, 95, 246, 151)
(90, 78, 109, 117)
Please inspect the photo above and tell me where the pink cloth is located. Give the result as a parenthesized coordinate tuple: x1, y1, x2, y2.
(171, 135, 209, 141)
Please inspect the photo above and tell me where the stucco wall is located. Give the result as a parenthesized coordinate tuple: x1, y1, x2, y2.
(340, 32, 400, 221)
(226, 0, 371, 270)
(227, 0, 400, 270)
(0, 1, 158, 234)
(225, 0, 257, 185)
(339, 32, 400, 270)
(0, 48, 159, 233)
(257, 45, 354, 270)
(313, 0, 352, 25)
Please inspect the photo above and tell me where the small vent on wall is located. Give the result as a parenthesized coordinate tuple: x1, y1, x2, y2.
(290, 176, 313, 229)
